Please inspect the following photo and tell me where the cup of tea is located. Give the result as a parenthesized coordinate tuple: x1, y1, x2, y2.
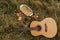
(20, 4, 33, 16)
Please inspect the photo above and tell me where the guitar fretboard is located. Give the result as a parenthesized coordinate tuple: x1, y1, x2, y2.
(5, 27, 41, 33)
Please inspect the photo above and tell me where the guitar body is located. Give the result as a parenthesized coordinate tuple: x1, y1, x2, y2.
(30, 18, 57, 38)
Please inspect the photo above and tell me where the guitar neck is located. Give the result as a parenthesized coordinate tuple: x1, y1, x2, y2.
(5, 27, 38, 33)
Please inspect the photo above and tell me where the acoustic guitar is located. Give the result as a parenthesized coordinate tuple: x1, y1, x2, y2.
(30, 17, 57, 38)
(5, 17, 57, 38)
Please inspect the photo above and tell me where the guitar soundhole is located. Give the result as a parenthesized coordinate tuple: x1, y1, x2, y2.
(37, 25, 41, 31)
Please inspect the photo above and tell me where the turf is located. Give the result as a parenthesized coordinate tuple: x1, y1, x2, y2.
(0, 0, 60, 40)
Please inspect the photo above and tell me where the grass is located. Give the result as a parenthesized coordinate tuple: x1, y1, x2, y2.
(0, 0, 60, 40)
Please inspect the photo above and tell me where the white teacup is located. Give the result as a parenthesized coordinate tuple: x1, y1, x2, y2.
(20, 4, 33, 16)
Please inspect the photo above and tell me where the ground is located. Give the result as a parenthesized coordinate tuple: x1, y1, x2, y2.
(0, 0, 60, 40)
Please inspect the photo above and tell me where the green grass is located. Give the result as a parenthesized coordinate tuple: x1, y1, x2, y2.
(0, 0, 60, 40)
